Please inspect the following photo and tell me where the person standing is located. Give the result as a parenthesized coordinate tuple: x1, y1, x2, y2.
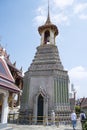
(80, 111, 86, 129)
(71, 110, 77, 130)
(51, 110, 55, 125)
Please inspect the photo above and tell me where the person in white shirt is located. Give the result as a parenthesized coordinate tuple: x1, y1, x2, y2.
(71, 110, 77, 130)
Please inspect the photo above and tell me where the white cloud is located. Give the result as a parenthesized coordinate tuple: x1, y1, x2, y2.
(74, 3, 87, 14)
(53, 0, 74, 9)
(34, 1, 87, 27)
(36, 6, 46, 16)
(69, 66, 87, 80)
(52, 13, 68, 24)
(34, 5, 69, 26)
(34, 15, 46, 26)
(69, 66, 87, 98)
(33, 6, 46, 26)
(79, 14, 87, 20)
(74, 3, 87, 20)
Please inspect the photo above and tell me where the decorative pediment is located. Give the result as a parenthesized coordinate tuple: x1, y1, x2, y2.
(34, 86, 49, 102)
(38, 86, 47, 97)
(0, 57, 14, 82)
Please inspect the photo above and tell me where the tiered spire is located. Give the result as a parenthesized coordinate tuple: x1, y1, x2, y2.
(38, 0, 58, 37)
(45, 0, 51, 25)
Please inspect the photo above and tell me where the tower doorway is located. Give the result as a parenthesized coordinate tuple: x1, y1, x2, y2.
(37, 94, 43, 123)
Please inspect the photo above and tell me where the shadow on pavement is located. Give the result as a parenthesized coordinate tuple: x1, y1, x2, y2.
(64, 129, 81, 130)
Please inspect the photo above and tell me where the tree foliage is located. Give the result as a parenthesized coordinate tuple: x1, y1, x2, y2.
(75, 105, 81, 113)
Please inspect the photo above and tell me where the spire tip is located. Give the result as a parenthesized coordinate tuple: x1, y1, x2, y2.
(45, 0, 51, 24)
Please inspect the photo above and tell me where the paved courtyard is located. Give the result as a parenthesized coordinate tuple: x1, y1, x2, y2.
(8, 118, 82, 130)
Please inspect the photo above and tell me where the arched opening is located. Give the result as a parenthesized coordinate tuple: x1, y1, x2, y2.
(44, 30, 50, 44)
(37, 94, 44, 123)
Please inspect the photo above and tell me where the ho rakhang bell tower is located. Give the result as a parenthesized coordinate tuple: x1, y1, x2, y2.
(20, 2, 70, 124)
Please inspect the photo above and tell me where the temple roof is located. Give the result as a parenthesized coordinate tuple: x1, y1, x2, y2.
(0, 57, 14, 82)
(0, 45, 23, 78)
(0, 57, 20, 93)
(6, 59, 23, 78)
(0, 78, 20, 93)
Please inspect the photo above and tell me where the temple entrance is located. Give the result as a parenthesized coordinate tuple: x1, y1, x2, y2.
(37, 94, 43, 123)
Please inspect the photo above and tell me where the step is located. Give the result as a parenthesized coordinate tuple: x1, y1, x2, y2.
(0, 123, 12, 130)
(1, 127, 13, 130)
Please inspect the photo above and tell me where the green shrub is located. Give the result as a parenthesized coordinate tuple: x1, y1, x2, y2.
(83, 121, 87, 130)
(75, 105, 81, 114)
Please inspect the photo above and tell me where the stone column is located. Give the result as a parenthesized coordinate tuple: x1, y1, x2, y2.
(50, 31, 55, 45)
(17, 80, 22, 106)
(57, 79, 60, 104)
(41, 32, 44, 45)
(54, 79, 57, 104)
(33, 96, 37, 124)
(1, 92, 9, 124)
(44, 97, 48, 125)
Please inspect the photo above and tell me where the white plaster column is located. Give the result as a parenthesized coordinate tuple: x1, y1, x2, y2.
(50, 31, 55, 45)
(41, 32, 44, 45)
(1, 92, 9, 124)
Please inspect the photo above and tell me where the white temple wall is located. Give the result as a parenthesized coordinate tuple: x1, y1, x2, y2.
(28, 76, 54, 110)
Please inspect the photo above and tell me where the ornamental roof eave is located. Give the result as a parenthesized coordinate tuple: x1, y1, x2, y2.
(6, 59, 22, 73)
(6, 59, 23, 78)
(0, 78, 20, 93)
(38, 24, 58, 36)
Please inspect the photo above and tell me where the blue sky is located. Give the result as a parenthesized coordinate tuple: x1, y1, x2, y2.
(0, 0, 87, 99)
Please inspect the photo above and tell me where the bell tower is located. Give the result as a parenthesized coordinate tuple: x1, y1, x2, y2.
(20, 1, 70, 125)
(38, 1, 58, 45)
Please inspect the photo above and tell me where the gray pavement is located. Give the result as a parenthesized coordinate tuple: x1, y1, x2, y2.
(8, 118, 82, 130)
